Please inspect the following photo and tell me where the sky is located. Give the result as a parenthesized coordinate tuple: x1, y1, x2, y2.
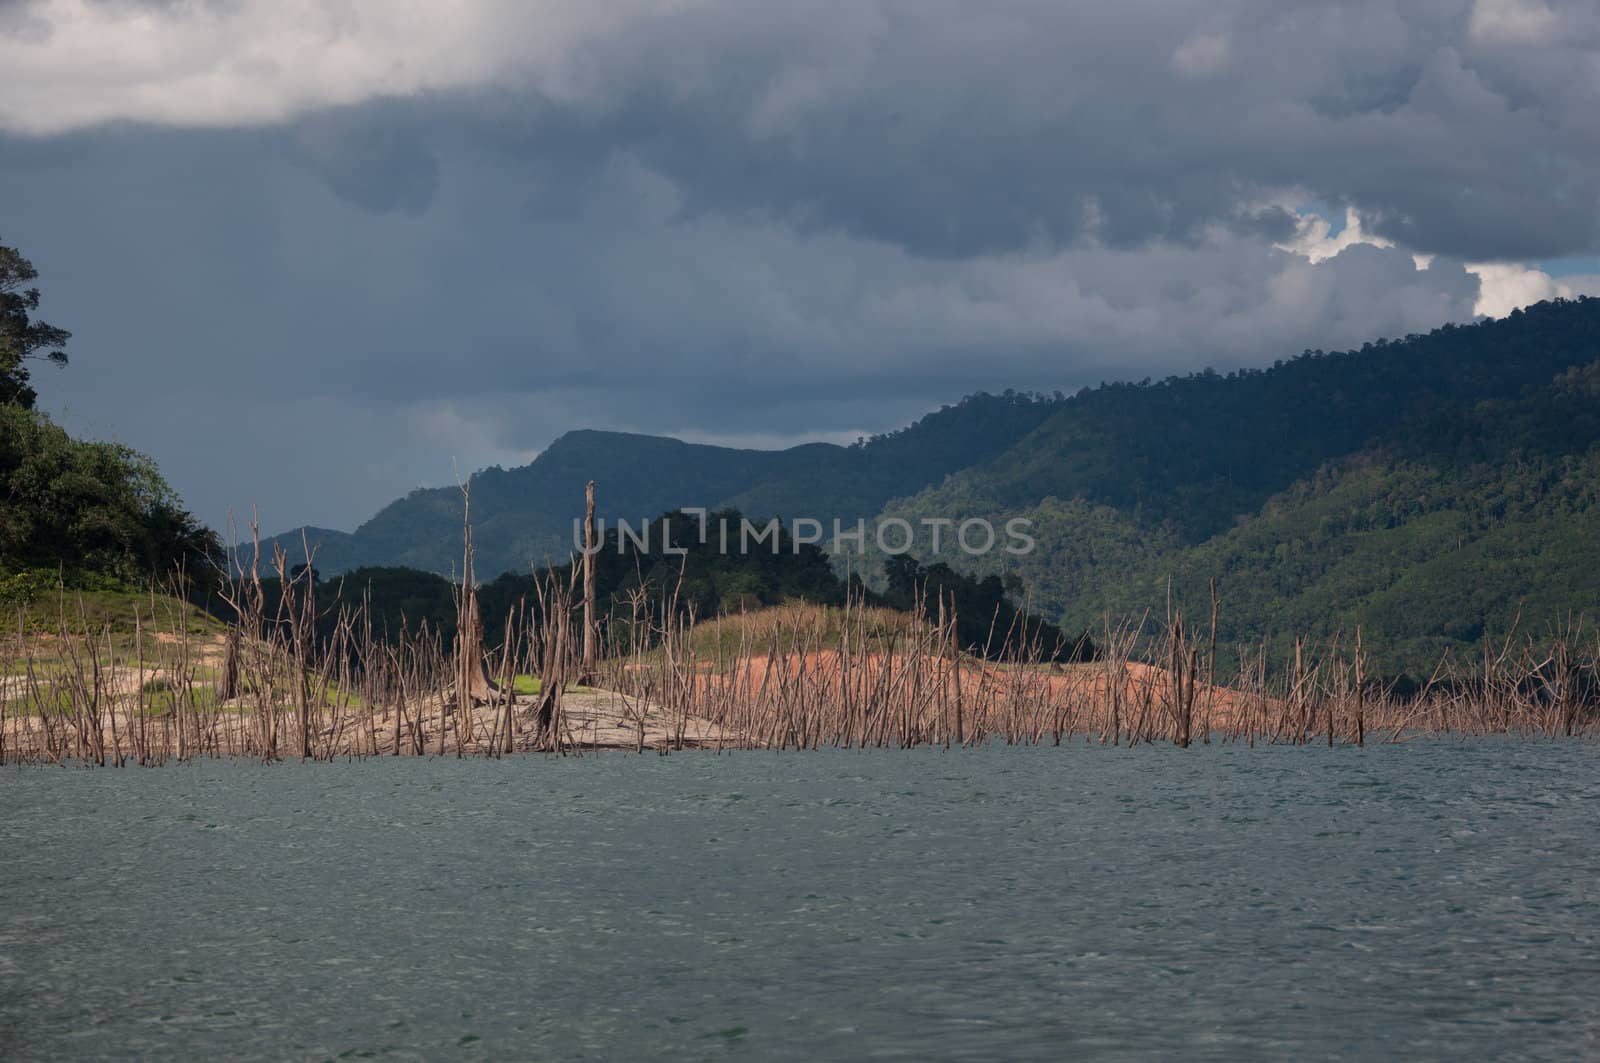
(4, 0, 1600, 535)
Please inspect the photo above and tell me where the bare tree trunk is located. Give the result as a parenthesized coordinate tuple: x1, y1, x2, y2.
(580, 479, 598, 684)
(1203, 578, 1218, 744)
(1354, 627, 1365, 747)
(952, 594, 965, 746)
(452, 481, 497, 751)
(220, 626, 240, 701)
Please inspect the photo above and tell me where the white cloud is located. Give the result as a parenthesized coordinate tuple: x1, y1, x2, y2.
(1276, 207, 1394, 264)
(1275, 207, 1600, 320)
(1466, 262, 1600, 318)
(1469, 0, 1559, 45)
(0, 0, 699, 135)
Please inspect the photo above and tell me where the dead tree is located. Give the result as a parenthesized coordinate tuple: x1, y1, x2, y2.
(453, 481, 498, 749)
(580, 479, 599, 684)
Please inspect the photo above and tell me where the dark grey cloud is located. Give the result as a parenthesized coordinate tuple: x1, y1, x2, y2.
(0, 0, 1594, 533)
(282, 107, 441, 216)
(10, 0, 1600, 258)
(412, 0, 1600, 261)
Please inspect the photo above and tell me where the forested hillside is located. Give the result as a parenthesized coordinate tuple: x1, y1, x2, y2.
(896, 298, 1600, 541)
(257, 297, 1600, 677)
(882, 299, 1600, 673)
(259, 391, 1059, 576)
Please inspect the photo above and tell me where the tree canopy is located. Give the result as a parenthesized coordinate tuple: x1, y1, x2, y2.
(0, 240, 71, 410)
(0, 239, 216, 598)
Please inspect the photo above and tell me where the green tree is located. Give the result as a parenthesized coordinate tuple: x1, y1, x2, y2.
(0, 240, 217, 588)
(0, 405, 217, 586)
(1, 239, 72, 409)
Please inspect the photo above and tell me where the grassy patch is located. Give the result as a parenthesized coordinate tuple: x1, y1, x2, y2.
(141, 685, 224, 718)
(3, 589, 221, 636)
(628, 602, 929, 673)
(509, 674, 600, 696)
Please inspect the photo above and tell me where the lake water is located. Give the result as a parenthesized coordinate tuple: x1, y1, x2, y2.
(3, 743, 1597, 1061)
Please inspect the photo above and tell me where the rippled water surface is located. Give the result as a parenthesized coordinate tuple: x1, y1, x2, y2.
(3, 743, 1598, 1061)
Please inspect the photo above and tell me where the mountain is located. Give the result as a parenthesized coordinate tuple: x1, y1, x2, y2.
(257, 391, 1060, 578)
(878, 298, 1600, 673)
(262, 297, 1600, 675)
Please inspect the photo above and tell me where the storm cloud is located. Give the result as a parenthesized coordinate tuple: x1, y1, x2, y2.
(2, 0, 1597, 531)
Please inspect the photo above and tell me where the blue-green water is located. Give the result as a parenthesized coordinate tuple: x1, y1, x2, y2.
(3, 743, 1597, 1061)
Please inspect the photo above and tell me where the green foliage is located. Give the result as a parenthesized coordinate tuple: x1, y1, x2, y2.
(881, 301, 1600, 676)
(0, 590, 223, 673)
(0, 568, 53, 608)
(878, 554, 1093, 661)
(901, 298, 1600, 542)
(0, 406, 220, 587)
(476, 509, 855, 644)
(0, 237, 215, 593)
(329, 565, 461, 642)
(0, 238, 71, 410)
(234, 564, 462, 649)
(597, 509, 850, 613)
